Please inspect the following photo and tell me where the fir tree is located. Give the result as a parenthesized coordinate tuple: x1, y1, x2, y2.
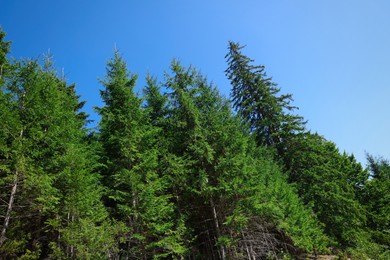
(1, 54, 111, 258)
(225, 41, 305, 155)
(163, 60, 328, 258)
(0, 28, 10, 80)
(97, 52, 187, 258)
(284, 133, 377, 255)
(361, 155, 390, 253)
(225, 42, 381, 256)
(143, 74, 168, 127)
(0, 28, 21, 251)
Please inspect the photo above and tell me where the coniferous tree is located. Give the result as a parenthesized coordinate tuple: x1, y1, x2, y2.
(0, 51, 111, 258)
(163, 61, 231, 258)
(0, 28, 20, 251)
(143, 74, 168, 126)
(361, 155, 390, 254)
(97, 52, 187, 258)
(162, 60, 328, 258)
(226, 41, 305, 155)
(2, 27, 388, 258)
(284, 133, 370, 250)
(0, 28, 10, 79)
(224, 42, 379, 257)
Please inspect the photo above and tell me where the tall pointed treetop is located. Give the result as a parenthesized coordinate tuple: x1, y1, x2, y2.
(225, 41, 305, 151)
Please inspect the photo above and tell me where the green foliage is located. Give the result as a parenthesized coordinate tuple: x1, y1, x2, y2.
(143, 74, 168, 126)
(0, 52, 109, 258)
(97, 52, 188, 258)
(1, 28, 388, 258)
(285, 133, 370, 249)
(224, 41, 387, 257)
(0, 28, 11, 81)
(226, 41, 305, 154)
(161, 61, 328, 258)
(360, 155, 390, 251)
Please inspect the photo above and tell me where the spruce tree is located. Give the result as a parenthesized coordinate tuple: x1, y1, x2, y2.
(0, 28, 21, 251)
(0, 28, 10, 80)
(224, 42, 382, 256)
(162, 60, 327, 258)
(361, 155, 390, 254)
(143, 74, 168, 127)
(225, 41, 305, 155)
(0, 53, 111, 258)
(97, 52, 187, 258)
(285, 133, 369, 250)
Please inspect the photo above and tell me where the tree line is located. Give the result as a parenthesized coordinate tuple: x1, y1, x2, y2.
(0, 28, 389, 259)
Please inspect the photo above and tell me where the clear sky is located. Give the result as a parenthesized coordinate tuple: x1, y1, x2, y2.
(2, 0, 390, 165)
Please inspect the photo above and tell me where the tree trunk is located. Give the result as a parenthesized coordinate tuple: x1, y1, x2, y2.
(0, 172, 19, 247)
(210, 198, 226, 260)
(0, 129, 23, 247)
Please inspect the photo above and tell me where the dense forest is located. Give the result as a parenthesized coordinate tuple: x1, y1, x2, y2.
(0, 28, 389, 259)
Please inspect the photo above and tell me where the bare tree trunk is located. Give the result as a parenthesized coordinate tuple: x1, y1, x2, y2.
(210, 198, 226, 260)
(0, 172, 19, 247)
(70, 214, 75, 258)
(0, 129, 23, 247)
(0, 64, 3, 80)
(66, 212, 70, 258)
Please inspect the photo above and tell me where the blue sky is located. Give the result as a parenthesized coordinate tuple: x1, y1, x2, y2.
(2, 0, 390, 165)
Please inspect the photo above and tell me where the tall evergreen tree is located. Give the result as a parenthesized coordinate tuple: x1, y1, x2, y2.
(0, 28, 20, 251)
(97, 52, 187, 258)
(0, 53, 111, 258)
(0, 28, 10, 80)
(224, 42, 381, 257)
(225, 41, 305, 155)
(143, 74, 168, 127)
(361, 155, 390, 254)
(162, 60, 327, 258)
(284, 133, 370, 250)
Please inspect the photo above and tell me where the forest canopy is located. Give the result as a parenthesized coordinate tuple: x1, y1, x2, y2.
(0, 28, 389, 259)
